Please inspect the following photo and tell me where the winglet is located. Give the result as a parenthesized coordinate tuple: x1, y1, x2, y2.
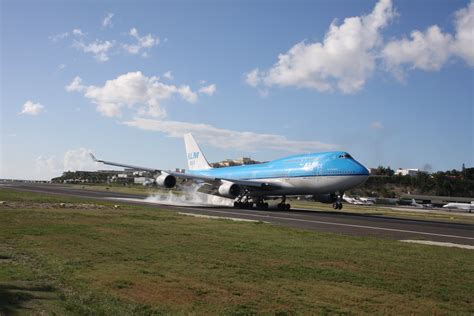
(90, 153, 98, 162)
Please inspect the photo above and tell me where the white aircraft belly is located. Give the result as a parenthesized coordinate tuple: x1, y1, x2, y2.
(249, 175, 367, 196)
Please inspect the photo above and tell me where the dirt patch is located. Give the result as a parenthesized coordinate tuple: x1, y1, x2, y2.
(0, 201, 107, 210)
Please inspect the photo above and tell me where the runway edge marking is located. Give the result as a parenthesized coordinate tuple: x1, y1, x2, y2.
(400, 240, 474, 249)
(180, 207, 474, 241)
(178, 212, 269, 223)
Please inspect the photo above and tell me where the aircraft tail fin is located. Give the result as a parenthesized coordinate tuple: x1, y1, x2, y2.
(184, 133, 212, 170)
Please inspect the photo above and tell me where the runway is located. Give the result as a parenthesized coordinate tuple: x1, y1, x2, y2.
(2, 182, 473, 246)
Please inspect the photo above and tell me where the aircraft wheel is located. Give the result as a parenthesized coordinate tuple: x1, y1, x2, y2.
(333, 202, 338, 209)
(263, 202, 269, 210)
(285, 203, 291, 210)
(234, 201, 240, 208)
(338, 202, 343, 210)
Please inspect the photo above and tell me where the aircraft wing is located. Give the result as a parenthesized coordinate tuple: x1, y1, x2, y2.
(169, 170, 278, 189)
(90, 154, 160, 172)
(90, 153, 279, 190)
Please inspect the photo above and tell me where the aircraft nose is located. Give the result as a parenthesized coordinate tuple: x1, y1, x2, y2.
(353, 160, 369, 176)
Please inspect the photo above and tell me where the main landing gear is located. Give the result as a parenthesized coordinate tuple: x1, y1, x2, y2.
(233, 195, 269, 210)
(277, 196, 291, 211)
(332, 193, 343, 210)
(233, 195, 292, 211)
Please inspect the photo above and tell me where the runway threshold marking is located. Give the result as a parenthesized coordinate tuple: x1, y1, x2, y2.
(179, 207, 474, 241)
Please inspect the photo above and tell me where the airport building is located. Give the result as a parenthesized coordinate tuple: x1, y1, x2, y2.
(395, 168, 420, 177)
(210, 157, 262, 168)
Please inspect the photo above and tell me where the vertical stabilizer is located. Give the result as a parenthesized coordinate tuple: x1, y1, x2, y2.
(184, 133, 211, 170)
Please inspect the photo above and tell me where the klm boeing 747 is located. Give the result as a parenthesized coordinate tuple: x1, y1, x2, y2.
(91, 134, 369, 210)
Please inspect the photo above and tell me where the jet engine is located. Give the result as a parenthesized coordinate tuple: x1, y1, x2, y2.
(218, 182, 241, 198)
(313, 193, 337, 203)
(155, 173, 177, 188)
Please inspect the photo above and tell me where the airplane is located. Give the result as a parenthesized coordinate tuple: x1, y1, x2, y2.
(90, 133, 369, 210)
(409, 198, 432, 209)
(443, 202, 473, 212)
(343, 194, 375, 205)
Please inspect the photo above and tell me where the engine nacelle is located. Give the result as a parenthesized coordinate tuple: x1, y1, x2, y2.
(313, 193, 337, 203)
(155, 174, 177, 188)
(218, 182, 241, 198)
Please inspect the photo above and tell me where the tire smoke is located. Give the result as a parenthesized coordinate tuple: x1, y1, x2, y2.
(145, 183, 234, 207)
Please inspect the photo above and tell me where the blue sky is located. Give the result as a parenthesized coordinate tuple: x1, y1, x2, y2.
(1, 0, 473, 180)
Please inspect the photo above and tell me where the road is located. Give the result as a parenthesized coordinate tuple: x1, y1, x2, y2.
(2, 182, 473, 245)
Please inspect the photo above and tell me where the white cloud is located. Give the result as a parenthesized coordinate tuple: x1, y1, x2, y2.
(245, 69, 261, 87)
(371, 121, 383, 129)
(35, 155, 61, 179)
(122, 28, 159, 56)
(383, 26, 452, 75)
(177, 85, 198, 103)
(383, 0, 474, 78)
(20, 100, 44, 116)
(452, 1, 474, 66)
(57, 63, 66, 71)
(65, 76, 85, 92)
(50, 29, 84, 42)
(122, 118, 338, 153)
(49, 32, 69, 42)
(66, 71, 201, 118)
(63, 148, 99, 172)
(102, 13, 114, 28)
(72, 28, 85, 36)
(245, 0, 395, 94)
(198, 84, 216, 96)
(34, 148, 106, 180)
(73, 39, 114, 62)
(163, 71, 173, 80)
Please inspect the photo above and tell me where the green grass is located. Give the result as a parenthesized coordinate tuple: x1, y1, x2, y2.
(0, 188, 473, 314)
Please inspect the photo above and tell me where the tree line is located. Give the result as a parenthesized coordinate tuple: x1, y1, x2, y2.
(351, 167, 474, 198)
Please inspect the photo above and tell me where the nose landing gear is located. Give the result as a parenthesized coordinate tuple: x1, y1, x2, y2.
(332, 193, 343, 210)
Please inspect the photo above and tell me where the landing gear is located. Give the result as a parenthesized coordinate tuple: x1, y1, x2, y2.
(332, 192, 344, 210)
(255, 201, 269, 210)
(332, 201, 343, 210)
(277, 203, 291, 210)
(277, 196, 291, 211)
(233, 201, 254, 209)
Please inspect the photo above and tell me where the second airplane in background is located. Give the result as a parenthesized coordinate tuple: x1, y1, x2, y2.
(91, 134, 369, 210)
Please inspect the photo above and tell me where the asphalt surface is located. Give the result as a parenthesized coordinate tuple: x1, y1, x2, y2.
(1, 182, 473, 245)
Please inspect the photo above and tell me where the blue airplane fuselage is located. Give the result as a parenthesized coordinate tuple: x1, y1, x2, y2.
(188, 151, 369, 196)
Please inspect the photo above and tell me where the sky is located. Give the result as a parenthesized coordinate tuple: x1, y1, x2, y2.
(1, 0, 473, 180)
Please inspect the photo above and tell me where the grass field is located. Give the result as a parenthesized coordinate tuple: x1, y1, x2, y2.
(0, 188, 473, 314)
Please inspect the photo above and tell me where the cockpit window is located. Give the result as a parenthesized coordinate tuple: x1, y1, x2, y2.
(338, 153, 353, 159)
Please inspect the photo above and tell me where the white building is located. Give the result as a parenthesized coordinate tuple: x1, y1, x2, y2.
(395, 168, 420, 177)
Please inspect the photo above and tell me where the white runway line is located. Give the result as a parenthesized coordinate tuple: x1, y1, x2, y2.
(401, 240, 474, 250)
(180, 207, 474, 241)
(76, 195, 474, 242)
(179, 212, 268, 223)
